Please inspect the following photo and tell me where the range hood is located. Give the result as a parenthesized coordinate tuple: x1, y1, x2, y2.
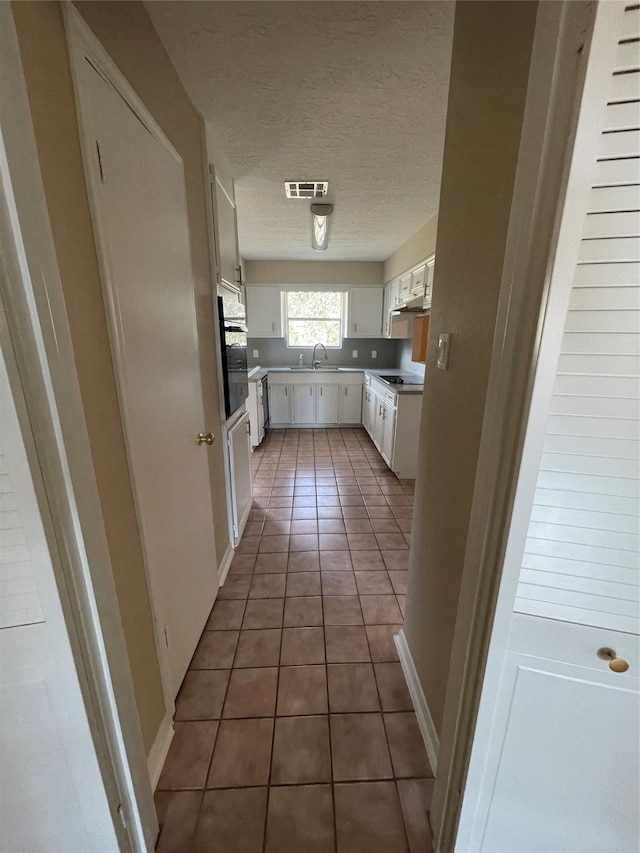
(392, 295, 428, 315)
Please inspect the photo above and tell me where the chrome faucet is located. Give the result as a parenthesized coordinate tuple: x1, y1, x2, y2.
(312, 342, 328, 369)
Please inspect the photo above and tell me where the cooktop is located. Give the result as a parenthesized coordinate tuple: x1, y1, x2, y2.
(378, 375, 421, 385)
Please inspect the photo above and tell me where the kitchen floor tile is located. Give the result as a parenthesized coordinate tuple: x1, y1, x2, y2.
(374, 663, 413, 711)
(355, 571, 394, 595)
(208, 718, 274, 788)
(323, 596, 363, 626)
(360, 594, 404, 625)
(191, 788, 267, 853)
(242, 598, 284, 629)
(175, 670, 229, 721)
(233, 629, 281, 668)
(350, 551, 386, 570)
(334, 781, 409, 853)
(382, 550, 410, 571)
(265, 785, 334, 853)
(384, 713, 432, 778)
(249, 574, 286, 599)
(286, 572, 321, 597)
(330, 713, 393, 781)
(397, 779, 434, 853)
(366, 625, 401, 662)
(155, 790, 201, 853)
(327, 663, 380, 712)
(217, 575, 251, 600)
(271, 716, 331, 784)
(288, 551, 320, 572)
(280, 627, 326, 665)
(191, 631, 239, 669)
(325, 625, 371, 662)
(254, 552, 288, 574)
(206, 600, 245, 630)
(320, 551, 353, 571)
(321, 571, 357, 596)
(283, 596, 323, 628)
(157, 721, 218, 790)
(277, 665, 328, 716)
(222, 667, 278, 718)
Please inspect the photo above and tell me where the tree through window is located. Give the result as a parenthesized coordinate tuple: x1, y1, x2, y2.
(285, 291, 343, 348)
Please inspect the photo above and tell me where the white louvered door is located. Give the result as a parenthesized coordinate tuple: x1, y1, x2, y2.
(459, 5, 640, 851)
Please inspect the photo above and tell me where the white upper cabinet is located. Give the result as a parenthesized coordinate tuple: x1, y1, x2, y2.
(423, 257, 435, 309)
(211, 169, 242, 292)
(410, 264, 426, 296)
(245, 286, 282, 337)
(348, 286, 383, 337)
(399, 272, 413, 302)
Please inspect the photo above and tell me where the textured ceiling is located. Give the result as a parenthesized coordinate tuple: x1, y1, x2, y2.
(146, 1, 454, 261)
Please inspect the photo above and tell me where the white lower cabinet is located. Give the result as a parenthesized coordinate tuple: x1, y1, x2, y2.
(293, 384, 316, 424)
(339, 384, 362, 424)
(269, 383, 291, 424)
(380, 400, 397, 466)
(317, 384, 339, 424)
(362, 375, 422, 478)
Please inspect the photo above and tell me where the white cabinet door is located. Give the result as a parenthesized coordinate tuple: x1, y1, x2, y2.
(227, 412, 253, 543)
(382, 284, 393, 338)
(316, 384, 339, 424)
(381, 401, 397, 465)
(269, 384, 291, 423)
(245, 286, 282, 337)
(211, 172, 241, 292)
(372, 394, 385, 450)
(362, 388, 372, 434)
(399, 273, 412, 303)
(424, 259, 435, 309)
(411, 264, 426, 297)
(293, 384, 316, 424)
(339, 384, 362, 424)
(348, 287, 383, 337)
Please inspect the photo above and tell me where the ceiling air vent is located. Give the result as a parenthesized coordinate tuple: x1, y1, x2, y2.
(285, 181, 328, 199)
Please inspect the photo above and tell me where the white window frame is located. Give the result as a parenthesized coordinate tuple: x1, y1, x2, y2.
(284, 289, 346, 349)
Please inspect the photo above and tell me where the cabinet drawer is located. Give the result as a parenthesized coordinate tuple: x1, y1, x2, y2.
(384, 389, 398, 407)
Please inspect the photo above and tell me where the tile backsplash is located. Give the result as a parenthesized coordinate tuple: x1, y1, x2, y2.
(247, 337, 399, 369)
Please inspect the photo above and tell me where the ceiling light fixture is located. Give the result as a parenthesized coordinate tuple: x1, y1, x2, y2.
(310, 203, 334, 251)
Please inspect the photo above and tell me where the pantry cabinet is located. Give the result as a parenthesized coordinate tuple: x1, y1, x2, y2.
(245, 286, 282, 337)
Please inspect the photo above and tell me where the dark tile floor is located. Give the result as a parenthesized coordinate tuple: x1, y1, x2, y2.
(155, 428, 433, 853)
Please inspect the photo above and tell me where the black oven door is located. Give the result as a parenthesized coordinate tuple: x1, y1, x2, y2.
(218, 296, 249, 419)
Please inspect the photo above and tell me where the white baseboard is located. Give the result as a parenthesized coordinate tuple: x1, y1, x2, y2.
(395, 628, 440, 775)
(147, 712, 174, 790)
(217, 543, 234, 587)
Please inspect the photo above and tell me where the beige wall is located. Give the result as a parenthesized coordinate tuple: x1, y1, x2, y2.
(245, 260, 383, 286)
(403, 0, 538, 734)
(12, 0, 230, 753)
(383, 214, 438, 282)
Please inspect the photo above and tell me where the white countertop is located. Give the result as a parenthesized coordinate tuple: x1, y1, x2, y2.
(248, 365, 424, 394)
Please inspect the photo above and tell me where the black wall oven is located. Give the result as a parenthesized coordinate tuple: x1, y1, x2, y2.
(217, 296, 249, 419)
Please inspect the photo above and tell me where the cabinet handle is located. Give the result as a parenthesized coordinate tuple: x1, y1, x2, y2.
(285, 387, 288, 396)
(344, 387, 347, 395)
(320, 387, 323, 396)
(354, 322, 357, 333)
(598, 647, 630, 673)
(310, 386, 313, 395)
(272, 322, 275, 331)
(379, 404, 383, 416)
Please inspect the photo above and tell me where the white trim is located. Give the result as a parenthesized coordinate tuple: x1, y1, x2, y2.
(0, 4, 155, 849)
(147, 713, 175, 791)
(217, 543, 235, 587)
(395, 630, 440, 775)
(429, 3, 601, 851)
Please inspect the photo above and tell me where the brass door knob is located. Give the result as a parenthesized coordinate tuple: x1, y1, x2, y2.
(197, 432, 215, 446)
(598, 647, 630, 673)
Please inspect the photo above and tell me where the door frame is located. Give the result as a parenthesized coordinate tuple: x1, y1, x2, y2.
(0, 4, 155, 849)
(430, 1, 612, 849)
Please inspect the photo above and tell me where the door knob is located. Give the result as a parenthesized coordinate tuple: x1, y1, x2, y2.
(197, 432, 215, 446)
(597, 647, 630, 673)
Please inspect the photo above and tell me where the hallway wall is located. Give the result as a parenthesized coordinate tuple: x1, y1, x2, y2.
(402, 0, 539, 734)
(11, 0, 230, 753)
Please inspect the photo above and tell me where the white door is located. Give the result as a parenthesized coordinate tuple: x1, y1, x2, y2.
(380, 402, 396, 466)
(269, 384, 291, 424)
(0, 353, 118, 852)
(293, 384, 316, 424)
(227, 412, 253, 544)
(457, 4, 640, 850)
(339, 384, 363, 424)
(76, 59, 218, 697)
(349, 287, 383, 337)
(317, 384, 339, 424)
(245, 286, 282, 337)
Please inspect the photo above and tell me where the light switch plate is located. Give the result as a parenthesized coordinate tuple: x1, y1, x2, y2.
(252, 349, 259, 358)
(437, 334, 451, 370)
(352, 350, 358, 358)
(372, 350, 377, 358)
